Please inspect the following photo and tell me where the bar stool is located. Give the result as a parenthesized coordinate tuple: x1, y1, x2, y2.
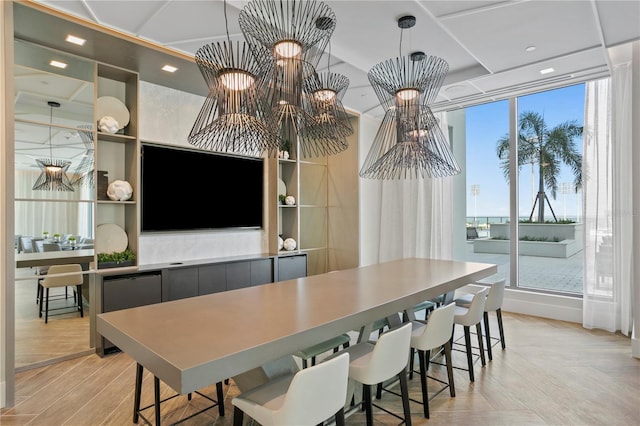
(454, 279, 506, 360)
(340, 322, 413, 426)
(232, 352, 350, 426)
(452, 287, 488, 382)
(408, 303, 456, 418)
(39, 264, 84, 324)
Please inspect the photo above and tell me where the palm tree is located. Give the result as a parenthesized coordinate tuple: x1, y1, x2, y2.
(496, 111, 582, 223)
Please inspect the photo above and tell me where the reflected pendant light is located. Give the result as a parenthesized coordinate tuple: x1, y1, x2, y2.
(359, 16, 461, 179)
(71, 124, 95, 188)
(32, 101, 74, 191)
(188, 0, 278, 156)
(239, 0, 350, 157)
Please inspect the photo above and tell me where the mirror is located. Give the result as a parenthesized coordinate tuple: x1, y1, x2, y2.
(14, 39, 95, 369)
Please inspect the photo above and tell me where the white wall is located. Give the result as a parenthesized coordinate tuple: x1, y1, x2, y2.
(137, 81, 265, 265)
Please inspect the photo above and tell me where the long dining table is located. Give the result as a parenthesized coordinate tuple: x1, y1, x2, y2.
(96, 257, 497, 424)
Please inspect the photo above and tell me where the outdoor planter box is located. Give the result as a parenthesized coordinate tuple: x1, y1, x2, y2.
(473, 222, 583, 258)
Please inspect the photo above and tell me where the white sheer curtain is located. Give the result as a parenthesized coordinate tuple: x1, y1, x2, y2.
(377, 112, 454, 262)
(14, 169, 93, 239)
(582, 65, 633, 335)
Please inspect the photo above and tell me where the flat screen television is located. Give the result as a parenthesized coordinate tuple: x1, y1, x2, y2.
(141, 143, 263, 232)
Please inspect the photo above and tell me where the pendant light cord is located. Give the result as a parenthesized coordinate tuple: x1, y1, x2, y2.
(224, 0, 232, 46)
(49, 103, 54, 159)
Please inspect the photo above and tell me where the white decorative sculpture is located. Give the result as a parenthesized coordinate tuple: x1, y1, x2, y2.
(107, 180, 133, 201)
(283, 238, 297, 251)
(98, 116, 120, 133)
(278, 236, 284, 250)
(285, 195, 296, 206)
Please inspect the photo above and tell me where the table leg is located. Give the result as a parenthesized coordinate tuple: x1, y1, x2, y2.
(133, 363, 143, 423)
(154, 376, 161, 425)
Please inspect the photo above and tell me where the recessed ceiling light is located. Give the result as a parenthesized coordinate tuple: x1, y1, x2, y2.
(50, 60, 67, 69)
(525, 46, 536, 52)
(162, 65, 178, 73)
(539, 67, 555, 75)
(65, 34, 86, 46)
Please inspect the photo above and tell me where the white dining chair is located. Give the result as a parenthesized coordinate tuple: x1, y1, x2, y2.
(409, 302, 456, 418)
(452, 287, 488, 382)
(232, 352, 350, 426)
(340, 322, 413, 426)
(455, 279, 506, 360)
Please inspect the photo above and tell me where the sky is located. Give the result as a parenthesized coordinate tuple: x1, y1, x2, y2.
(465, 83, 585, 221)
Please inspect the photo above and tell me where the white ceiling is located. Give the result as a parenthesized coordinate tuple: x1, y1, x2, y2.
(30, 0, 639, 117)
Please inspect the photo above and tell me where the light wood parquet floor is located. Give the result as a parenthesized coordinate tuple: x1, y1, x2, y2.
(2, 312, 639, 425)
(14, 268, 91, 371)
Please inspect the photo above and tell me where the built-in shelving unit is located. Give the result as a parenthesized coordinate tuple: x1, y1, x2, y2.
(95, 63, 139, 268)
(270, 115, 360, 276)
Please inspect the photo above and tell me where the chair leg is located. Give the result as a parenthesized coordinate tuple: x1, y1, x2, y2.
(463, 326, 474, 381)
(398, 367, 412, 426)
(409, 347, 416, 380)
(233, 406, 244, 426)
(476, 322, 486, 366)
(44, 288, 50, 324)
(334, 407, 345, 426)
(38, 285, 44, 317)
(363, 384, 373, 426)
(216, 381, 225, 416)
(497, 309, 506, 349)
(417, 349, 429, 418)
(77, 285, 84, 317)
(483, 311, 493, 361)
(444, 340, 455, 397)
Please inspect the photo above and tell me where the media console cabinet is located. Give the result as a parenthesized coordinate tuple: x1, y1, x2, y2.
(94, 253, 307, 355)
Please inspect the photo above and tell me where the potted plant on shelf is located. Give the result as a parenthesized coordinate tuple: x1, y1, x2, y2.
(53, 233, 61, 242)
(42, 231, 49, 240)
(98, 249, 136, 269)
(68, 236, 77, 247)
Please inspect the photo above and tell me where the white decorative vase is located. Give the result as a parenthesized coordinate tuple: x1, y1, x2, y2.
(285, 195, 296, 206)
(283, 238, 297, 251)
(98, 116, 120, 133)
(107, 180, 133, 201)
(278, 236, 284, 250)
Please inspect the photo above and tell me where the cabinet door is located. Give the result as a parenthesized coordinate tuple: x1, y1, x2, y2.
(103, 273, 162, 312)
(165, 268, 199, 301)
(278, 255, 307, 281)
(226, 261, 251, 290)
(199, 264, 226, 295)
(251, 259, 274, 286)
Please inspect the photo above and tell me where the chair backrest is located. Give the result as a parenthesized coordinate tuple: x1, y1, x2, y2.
(366, 322, 412, 383)
(42, 243, 61, 252)
(19, 236, 34, 253)
(276, 352, 349, 425)
(485, 279, 506, 311)
(32, 238, 44, 252)
(456, 287, 488, 327)
(412, 303, 455, 351)
(41, 264, 83, 288)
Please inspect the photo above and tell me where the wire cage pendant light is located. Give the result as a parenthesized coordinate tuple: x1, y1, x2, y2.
(188, 0, 279, 156)
(32, 101, 74, 191)
(359, 16, 461, 179)
(238, 0, 351, 157)
(188, 40, 279, 156)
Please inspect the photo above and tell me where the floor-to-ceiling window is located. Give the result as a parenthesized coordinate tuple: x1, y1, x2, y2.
(464, 84, 585, 295)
